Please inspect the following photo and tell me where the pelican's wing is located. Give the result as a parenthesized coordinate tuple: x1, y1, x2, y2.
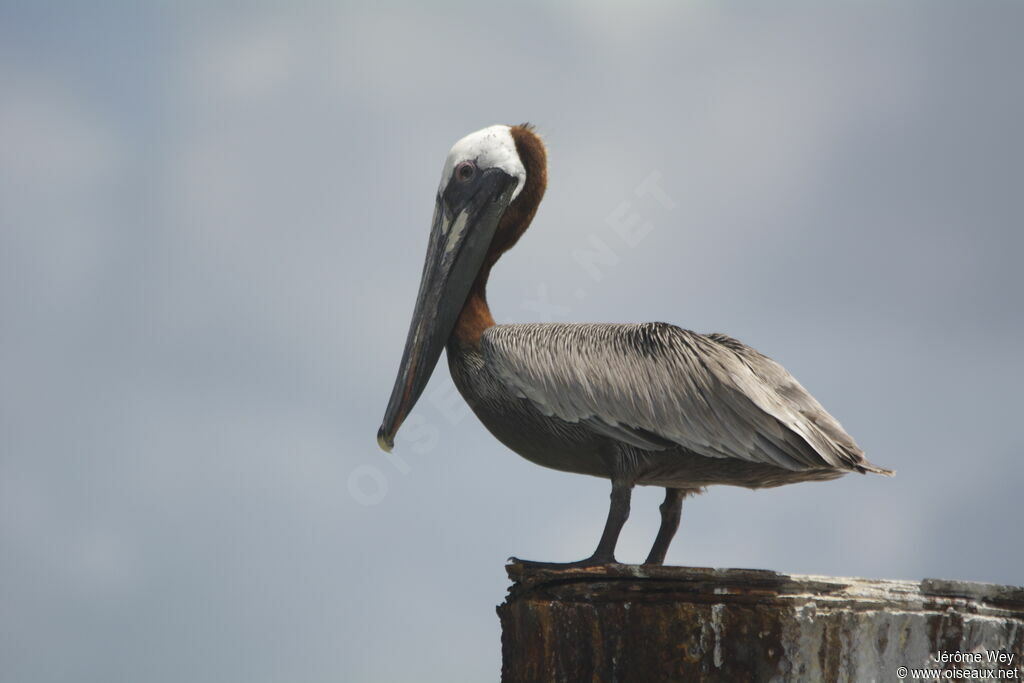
(481, 322, 889, 473)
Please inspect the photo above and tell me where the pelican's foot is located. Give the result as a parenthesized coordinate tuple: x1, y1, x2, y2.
(507, 555, 621, 570)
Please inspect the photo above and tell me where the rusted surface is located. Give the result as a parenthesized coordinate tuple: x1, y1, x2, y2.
(498, 562, 1024, 682)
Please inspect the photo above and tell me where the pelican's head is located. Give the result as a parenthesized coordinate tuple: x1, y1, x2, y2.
(378, 125, 543, 452)
(438, 125, 527, 204)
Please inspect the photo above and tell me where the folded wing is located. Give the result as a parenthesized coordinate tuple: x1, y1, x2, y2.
(481, 322, 888, 473)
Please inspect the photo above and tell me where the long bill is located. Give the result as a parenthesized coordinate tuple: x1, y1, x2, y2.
(377, 171, 516, 451)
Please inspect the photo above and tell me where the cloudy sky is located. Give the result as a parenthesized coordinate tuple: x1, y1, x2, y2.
(2, 2, 1021, 681)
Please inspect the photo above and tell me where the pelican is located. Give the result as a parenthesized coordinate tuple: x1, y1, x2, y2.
(377, 124, 892, 567)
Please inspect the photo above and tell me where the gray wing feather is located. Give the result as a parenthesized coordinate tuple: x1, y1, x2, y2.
(481, 322, 880, 473)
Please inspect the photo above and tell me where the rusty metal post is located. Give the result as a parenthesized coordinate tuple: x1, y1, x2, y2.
(498, 562, 1024, 682)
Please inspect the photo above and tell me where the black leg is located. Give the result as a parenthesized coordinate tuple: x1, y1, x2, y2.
(644, 488, 685, 565)
(589, 480, 632, 563)
(509, 481, 632, 568)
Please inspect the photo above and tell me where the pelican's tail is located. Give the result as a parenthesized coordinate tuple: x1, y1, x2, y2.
(857, 459, 895, 476)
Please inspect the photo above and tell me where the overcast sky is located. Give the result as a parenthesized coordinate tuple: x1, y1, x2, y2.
(2, 3, 1022, 682)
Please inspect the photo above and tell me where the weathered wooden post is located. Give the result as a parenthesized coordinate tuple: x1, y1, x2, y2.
(499, 562, 1024, 682)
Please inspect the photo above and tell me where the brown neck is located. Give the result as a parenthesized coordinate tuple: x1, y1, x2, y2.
(452, 124, 548, 347)
(453, 273, 496, 345)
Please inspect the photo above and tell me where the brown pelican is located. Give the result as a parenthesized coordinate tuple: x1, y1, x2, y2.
(377, 124, 893, 567)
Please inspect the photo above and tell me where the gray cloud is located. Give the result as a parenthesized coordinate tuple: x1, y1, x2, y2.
(2, 3, 1021, 681)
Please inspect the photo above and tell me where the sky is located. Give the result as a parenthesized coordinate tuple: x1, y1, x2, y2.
(1, 2, 1022, 682)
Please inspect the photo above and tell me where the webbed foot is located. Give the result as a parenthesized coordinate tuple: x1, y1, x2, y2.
(507, 555, 621, 569)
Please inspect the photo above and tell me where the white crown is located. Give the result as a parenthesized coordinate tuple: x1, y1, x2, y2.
(438, 125, 526, 200)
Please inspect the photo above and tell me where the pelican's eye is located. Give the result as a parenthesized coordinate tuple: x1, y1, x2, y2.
(455, 161, 477, 183)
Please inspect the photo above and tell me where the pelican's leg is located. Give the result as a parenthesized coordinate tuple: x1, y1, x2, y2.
(643, 488, 685, 566)
(510, 481, 632, 568)
(587, 480, 632, 563)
